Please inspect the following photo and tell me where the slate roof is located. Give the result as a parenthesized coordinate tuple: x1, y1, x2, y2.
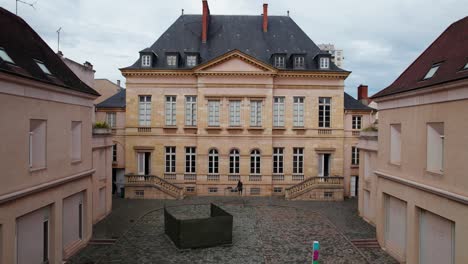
(96, 89, 126, 108)
(373, 16, 468, 99)
(0, 8, 99, 96)
(344, 92, 374, 111)
(124, 15, 346, 72)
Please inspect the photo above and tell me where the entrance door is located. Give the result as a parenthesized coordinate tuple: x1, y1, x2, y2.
(350, 176, 358, 197)
(318, 153, 331, 176)
(137, 152, 151, 175)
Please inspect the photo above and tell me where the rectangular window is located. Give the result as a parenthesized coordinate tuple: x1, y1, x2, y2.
(293, 148, 304, 174)
(272, 148, 284, 174)
(273, 97, 285, 127)
(137, 152, 151, 175)
(427, 123, 444, 173)
(274, 56, 285, 68)
(319, 57, 330, 69)
(0, 47, 14, 63)
(352, 146, 359, 165)
(250, 100, 262, 127)
(29, 119, 46, 169)
(273, 187, 283, 193)
(229, 100, 241, 126)
(135, 190, 144, 197)
(186, 55, 197, 67)
(185, 96, 197, 126)
(390, 124, 401, 164)
(185, 147, 196, 173)
(318, 97, 331, 128)
(167, 55, 177, 66)
(106, 112, 116, 128)
(186, 186, 195, 192)
(294, 56, 305, 69)
(324, 191, 333, 198)
(139, 95, 151, 126)
(71, 121, 82, 162)
(318, 153, 331, 177)
(35, 60, 52, 75)
(293, 97, 304, 127)
(423, 63, 441, 80)
(165, 96, 176, 126)
(165, 146, 176, 173)
(352, 115, 362, 130)
(112, 144, 117, 162)
(141, 55, 151, 67)
(208, 100, 220, 127)
(208, 187, 218, 193)
(229, 150, 240, 174)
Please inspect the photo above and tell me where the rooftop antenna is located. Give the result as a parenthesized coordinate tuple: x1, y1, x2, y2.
(56, 27, 62, 52)
(181, 9, 184, 15)
(15, 0, 37, 15)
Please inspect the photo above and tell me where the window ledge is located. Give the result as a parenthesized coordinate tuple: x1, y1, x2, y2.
(183, 126, 198, 129)
(388, 161, 401, 167)
(29, 166, 47, 173)
(426, 169, 443, 176)
(206, 127, 222, 130)
(227, 127, 244, 130)
(71, 159, 82, 165)
(163, 126, 178, 129)
(351, 164, 359, 168)
(248, 127, 264, 130)
(272, 127, 286, 130)
(292, 127, 306, 130)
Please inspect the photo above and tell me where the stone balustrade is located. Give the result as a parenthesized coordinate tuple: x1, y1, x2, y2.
(125, 174, 184, 199)
(285, 176, 344, 199)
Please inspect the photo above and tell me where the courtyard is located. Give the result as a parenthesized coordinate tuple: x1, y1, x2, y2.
(68, 197, 397, 264)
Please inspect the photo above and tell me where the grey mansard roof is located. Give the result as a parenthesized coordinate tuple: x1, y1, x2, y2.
(96, 89, 126, 109)
(123, 15, 347, 72)
(344, 92, 374, 111)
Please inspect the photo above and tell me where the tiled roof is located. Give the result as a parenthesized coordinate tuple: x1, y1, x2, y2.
(344, 92, 374, 111)
(0, 8, 99, 96)
(123, 15, 346, 72)
(373, 16, 468, 99)
(96, 89, 126, 108)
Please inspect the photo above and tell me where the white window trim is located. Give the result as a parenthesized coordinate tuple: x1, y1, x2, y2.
(352, 115, 362, 130)
(272, 148, 283, 174)
(165, 96, 177, 126)
(141, 55, 151, 67)
(318, 97, 331, 128)
(185, 96, 197, 126)
(106, 112, 116, 128)
(293, 97, 304, 127)
(352, 146, 359, 165)
(185, 147, 196, 173)
(208, 149, 219, 174)
(293, 148, 304, 174)
(294, 56, 305, 69)
(167, 55, 177, 66)
(273, 97, 285, 127)
(208, 100, 220, 127)
(186, 55, 197, 67)
(229, 149, 240, 174)
(250, 100, 262, 127)
(139, 95, 151, 126)
(229, 100, 241, 127)
(274, 56, 285, 68)
(319, 57, 330, 69)
(250, 149, 261, 174)
(165, 146, 176, 173)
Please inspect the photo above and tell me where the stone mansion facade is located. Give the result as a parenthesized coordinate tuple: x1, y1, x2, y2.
(121, 1, 374, 199)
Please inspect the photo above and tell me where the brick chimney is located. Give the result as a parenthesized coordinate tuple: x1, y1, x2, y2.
(117, 80, 121, 87)
(263, 4, 268, 32)
(357, 84, 369, 105)
(202, 0, 210, 43)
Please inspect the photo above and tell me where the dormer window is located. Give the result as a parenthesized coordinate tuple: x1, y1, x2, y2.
(423, 63, 441, 80)
(186, 55, 197, 67)
(319, 57, 330, 69)
(274, 55, 286, 68)
(35, 60, 52, 75)
(167, 55, 177, 67)
(293, 56, 305, 69)
(0, 47, 14, 64)
(141, 55, 151, 67)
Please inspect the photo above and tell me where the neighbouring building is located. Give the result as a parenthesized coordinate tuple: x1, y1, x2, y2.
(94, 79, 123, 104)
(0, 7, 112, 264)
(362, 17, 468, 263)
(96, 89, 126, 196)
(60, 52, 95, 90)
(318, 43, 344, 68)
(120, 1, 373, 200)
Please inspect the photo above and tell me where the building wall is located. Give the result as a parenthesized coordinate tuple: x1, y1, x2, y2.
(62, 58, 95, 90)
(373, 81, 468, 263)
(123, 56, 350, 197)
(357, 131, 378, 225)
(94, 79, 122, 104)
(95, 110, 126, 169)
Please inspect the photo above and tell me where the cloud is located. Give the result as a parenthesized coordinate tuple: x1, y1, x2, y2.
(1, 0, 466, 97)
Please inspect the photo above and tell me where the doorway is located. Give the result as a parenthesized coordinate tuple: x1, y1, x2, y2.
(318, 153, 331, 176)
(350, 176, 359, 197)
(137, 152, 151, 175)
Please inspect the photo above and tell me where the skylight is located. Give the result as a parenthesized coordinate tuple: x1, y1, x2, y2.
(35, 60, 52, 75)
(463, 61, 468, 70)
(423, 64, 440, 80)
(0, 48, 14, 63)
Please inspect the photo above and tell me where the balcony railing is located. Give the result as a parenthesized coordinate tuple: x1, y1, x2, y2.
(164, 173, 176, 180)
(285, 176, 344, 199)
(137, 127, 152, 132)
(292, 174, 304, 181)
(318, 129, 332, 135)
(352, 131, 360, 136)
(184, 173, 197, 181)
(272, 174, 285, 181)
(249, 174, 262, 181)
(228, 174, 240, 181)
(207, 174, 220, 181)
(125, 174, 183, 199)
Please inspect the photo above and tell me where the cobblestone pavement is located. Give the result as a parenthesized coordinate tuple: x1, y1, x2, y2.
(67, 197, 397, 264)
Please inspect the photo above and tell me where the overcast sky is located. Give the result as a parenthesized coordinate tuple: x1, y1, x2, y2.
(1, 0, 466, 97)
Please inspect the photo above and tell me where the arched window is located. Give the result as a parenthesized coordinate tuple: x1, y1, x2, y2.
(229, 149, 240, 174)
(250, 149, 261, 174)
(208, 149, 219, 174)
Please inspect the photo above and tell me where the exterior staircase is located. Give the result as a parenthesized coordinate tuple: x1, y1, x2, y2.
(125, 174, 184, 199)
(284, 176, 344, 200)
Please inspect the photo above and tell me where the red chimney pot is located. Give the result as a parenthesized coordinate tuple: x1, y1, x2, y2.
(263, 4, 268, 32)
(202, 0, 210, 43)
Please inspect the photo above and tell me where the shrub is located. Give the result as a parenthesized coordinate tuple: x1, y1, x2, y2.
(93, 122, 109, 129)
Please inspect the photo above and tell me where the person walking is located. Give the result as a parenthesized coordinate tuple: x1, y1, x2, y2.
(237, 180, 243, 196)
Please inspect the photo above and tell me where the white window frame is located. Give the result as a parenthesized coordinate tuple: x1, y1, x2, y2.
(208, 100, 220, 127)
(250, 149, 261, 174)
(293, 97, 304, 127)
(273, 97, 285, 127)
(186, 55, 197, 67)
(272, 148, 283, 174)
(208, 149, 219, 174)
(139, 95, 151, 126)
(165, 146, 176, 173)
(137, 152, 147, 175)
(351, 146, 359, 165)
(229, 100, 241, 127)
(185, 147, 196, 173)
(274, 55, 285, 68)
(106, 112, 116, 128)
(167, 55, 177, 66)
(141, 55, 151, 67)
(318, 97, 331, 128)
(185, 96, 197, 126)
(352, 115, 362, 130)
(250, 100, 262, 127)
(319, 57, 330, 69)
(165, 96, 177, 126)
(293, 148, 304, 174)
(318, 153, 331, 177)
(229, 149, 240, 174)
(294, 56, 305, 69)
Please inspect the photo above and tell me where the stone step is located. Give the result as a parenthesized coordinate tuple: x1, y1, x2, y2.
(89, 238, 117, 245)
(351, 239, 380, 248)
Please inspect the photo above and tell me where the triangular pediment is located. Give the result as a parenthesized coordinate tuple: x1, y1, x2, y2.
(194, 50, 277, 74)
